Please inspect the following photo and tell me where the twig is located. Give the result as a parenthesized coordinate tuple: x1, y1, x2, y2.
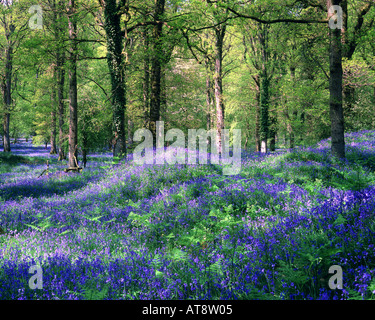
(38, 160, 49, 178)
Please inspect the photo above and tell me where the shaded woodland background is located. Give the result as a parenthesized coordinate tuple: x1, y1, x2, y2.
(1, 0, 374, 166)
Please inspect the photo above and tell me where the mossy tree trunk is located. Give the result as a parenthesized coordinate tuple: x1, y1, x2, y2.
(103, 0, 127, 158)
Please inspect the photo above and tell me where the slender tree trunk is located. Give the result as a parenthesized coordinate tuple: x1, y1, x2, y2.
(56, 0, 66, 161)
(328, 0, 345, 158)
(290, 66, 296, 146)
(142, 25, 150, 128)
(269, 114, 277, 152)
(160, 67, 167, 120)
(259, 25, 269, 154)
(57, 52, 66, 160)
(253, 74, 261, 152)
(214, 26, 226, 156)
(128, 118, 133, 147)
(50, 87, 57, 155)
(82, 129, 87, 168)
(205, 60, 213, 150)
(68, 0, 78, 168)
(206, 74, 211, 132)
(50, 62, 57, 155)
(149, 0, 165, 146)
(290, 131, 295, 149)
(2, 30, 13, 153)
(260, 76, 269, 153)
(269, 134, 276, 152)
(103, 0, 127, 158)
(3, 113, 10, 152)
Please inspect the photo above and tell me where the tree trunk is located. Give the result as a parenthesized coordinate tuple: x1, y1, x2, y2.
(214, 25, 226, 157)
(259, 25, 269, 154)
(2, 28, 13, 153)
(253, 73, 261, 152)
(149, 0, 165, 146)
(269, 133, 276, 152)
(3, 113, 10, 152)
(260, 76, 269, 153)
(142, 25, 150, 128)
(82, 130, 87, 168)
(206, 73, 211, 132)
(290, 131, 295, 149)
(50, 88, 57, 155)
(68, 0, 78, 168)
(160, 67, 167, 120)
(56, 0, 66, 161)
(50, 115, 57, 154)
(103, 0, 127, 158)
(269, 114, 277, 152)
(205, 60, 213, 150)
(128, 118, 133, 147)
(57, 51, 66, 160)
(328, 0, 345, 158)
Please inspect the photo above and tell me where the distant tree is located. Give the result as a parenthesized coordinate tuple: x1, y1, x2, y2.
(100, 0, 127, 158)
(0, 1, 28, 152)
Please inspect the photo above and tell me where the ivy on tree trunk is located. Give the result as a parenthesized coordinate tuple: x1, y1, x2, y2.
(103, 0, 127, 158)
(329, 0, 345, 159)
(149, 0, 166, 147)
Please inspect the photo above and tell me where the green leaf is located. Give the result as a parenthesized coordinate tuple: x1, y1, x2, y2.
(104, 218, 116, 224)
(333, 214, 347, 226)
(155, 270, 164, 279)
(59, 229, 72, 236)
(170, 248, 187, 262)
(25, 224, 42, 232)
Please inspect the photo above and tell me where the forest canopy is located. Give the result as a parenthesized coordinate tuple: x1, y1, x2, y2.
(1, 0, 374, 165)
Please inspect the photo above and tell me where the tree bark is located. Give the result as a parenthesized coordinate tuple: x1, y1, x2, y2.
(213, 25, 226, 156)
(56, 0, 66, 161)
(259, 25, 269, 154)
(68, 0, 79, 168)
(82, 129, 88, 168)
(142, 25, 150, 128)
(205, 59, 214, 150)
(149, 0, 166, 146)
(57, 51, 66, 160)
(2, 25, 14, 153)
(103, 0, 127, 158)
(269, 114, 277, 152)
(253, 73, 261, 152)
(50, 86, 57, 155)
(328, 0, 345, 158)
(206, 73, 212, 132)
(128, 118, 133, 147)
(260, 76, 269, 153)
(3, 113, 10, 152)
(160, 67, 167, 120)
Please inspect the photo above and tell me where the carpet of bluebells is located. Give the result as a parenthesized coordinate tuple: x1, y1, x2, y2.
(1, 130, 375, 300)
